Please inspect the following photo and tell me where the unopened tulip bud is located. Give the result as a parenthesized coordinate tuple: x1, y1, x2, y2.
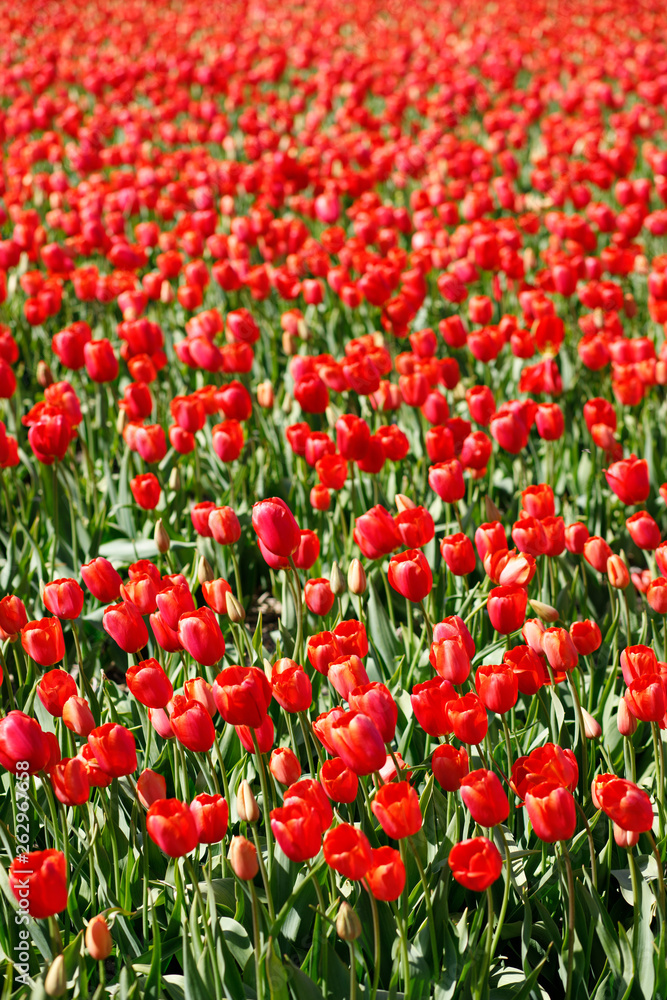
(226, 591, 246, 624)
(229, 835, 259, 880)
(634, 254, 649, 275)
(395, 493, 416, 512)
(593, 307, 605, 330)
(237, 779, 260, 822)
(336, 901, 362, 941)
(485, 495, 502, 521)
(607, 554, 630, 589)
(581, 707, 602, 739)
(330, 561, 346, 596)
(37, 360, 54, 388)
(198, 556, 215, 585)
(613, 822, 640, 848)
(44, 955, 67, 997)
(623, 293, 637, 318)
(85, 914, 113, 960)
(528, 599, 559, 623)
(116, 408, 128, 434)
(282, 331, 298, 355)
(297, 317, 309, 340)
(154, 518, 170, 554)
(257, 381, 274, 408)
(348, 558, 367, 596)
(523, 247, 536, 271)
(168, 468, 181, 491)
(617, 697, 638, 736)
(282, 393, 293, 414)
(160, 280, 174, 303)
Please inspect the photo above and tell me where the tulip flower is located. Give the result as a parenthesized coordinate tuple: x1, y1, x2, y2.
(213, 665, 272, 728)
(126, 659, 173, 709)
(320, 758, 359, 803)
(137, 769, 167, 809)
(329, 710, 387, 776)
(21, 617, 65, 666)
(190, 793, 229, 843)
(170, 697, 216, 752)
(9, 849, 68, 919)
(88, 723, 137, 778)
(323, 824, 372, 880)
(178, 608, 225, 665)
(37, 669, 77, 717)
(284, 779, 333, 833)
(371, 781, 422, 839)
(0, 711, 51, 775)
(81, 558, 122, 603)
(459, 769, 509, 827)
(229, 836, 259, 880)
(605, 456, 650, 505)
(50, 757, 90, 806)
(146, 799, 198, 857)
(487, 585, 528, 634)
(103, 602, 148, 654)
(448, 837, 503, 891)
(365, 845, 406, 901)
(252, 497, 301, 557)
(387, 549, 433, 602)
(592, 775, 654, 832)
(43, 578, 84, 619)
(524, 781, 577, 842)
(270, 797, 322, 862)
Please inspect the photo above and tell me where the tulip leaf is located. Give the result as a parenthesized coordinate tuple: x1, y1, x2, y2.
(368, 579, 400, 674)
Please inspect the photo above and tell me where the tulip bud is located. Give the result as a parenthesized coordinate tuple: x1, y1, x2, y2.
(154, 518, 170, 554)
(198, 556, 215, 585)
(523, 247, 536, 271)
(336, 901, 362, 941)
(37, 360, 54, 388)
(330, 561, 346, 597)
(607, 554, 630, 589)
(44, 955, 67, 997)
(485, 495, 503, 521)
(282, 331, 298, 355)
(617, 697, 638, 736)
(116, 408, 128, 434)
(623, 293, 637, 318)
(236, 779, 260, 822)
(226, 591, 246, 624)
(168, 467, 181, 491)
(229, 835, 259, 880)
(528, 599, 559, 623)
(634, 254, 649, 275)
(348, 558, 367, 596)
(160, 280, 174, 303)
(395, 493, 416, 512)
(581, 707, 602, 739)
(613, 822, 640, 848)
(257, 381, 274, 408)
(85, 914, 113, 960)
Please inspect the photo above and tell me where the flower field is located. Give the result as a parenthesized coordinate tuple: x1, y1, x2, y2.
(2, 0, 667, 996)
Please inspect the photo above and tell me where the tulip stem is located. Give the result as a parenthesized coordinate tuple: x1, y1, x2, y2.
(348, 941, 358, 1000)
(296, 711, 316, 775)
(475, 886, 494, 1000)
(251, 821, 275, 920)
(51, 461, 59, 578)
(647, 832, 666, 923)
(251, 729, 274, 877)
(307, 859, 328, 995)
(574, 802, 597, 891)
(230, 546, 244, 606)
(491, 828, 512, 957)
(365, 881, 381, 1000)
(185, 856, 222, 997)
(408, 836, 438, 977)
(287, 558, 303, 663)
(560, 841, 575, 1000)
(418, 601, 433, 644)
(250, 882, 263, 1000)
(389, 900, 410, 995)
(567, 672, 588, 798)
(652, 722, 665, 840)
(0, 645, 14, 710)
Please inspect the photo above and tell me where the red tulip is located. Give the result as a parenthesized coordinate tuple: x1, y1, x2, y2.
(271, 658, 312, 713)
(37, 669, 77, 717)
(365, 845, 406, 900)
(269, 747, 302, 786)
(487, 586, 528, 634)
(43, 578, 84, 619)
(170, 697, 216, 752)
(146, 799, 198, 857)
(320, 758, 359, 803)
(126, 659, 173, 708)
(0, 711, 51, 774)
(81, 558, 122, 603)
(411, 678, 456, 737)
(592, 775, 654, 832)
(447, 693, 488, 744)
(88, 723, 137, 778)
(10, 849, 68, 919)
(178, 608, 225, 665)
(432, 744, 469, 791)
(428, 459, 465, 503)
(353, 505, 400, 560)
(387, 549, 433, 602)
(304, 578, 335, 616)
(103, 602, 148, 653)
(213, 666, 272, 728)
(0, 594, 28, 635)
(328, 710, 387, 776)
(348, 682, 397, 743)
(459, 769, 509, 827)
(50, 757, 90, 807)
(448, 837, 502, 891)
(524, 781, 577, 842)
(270, 797, 322, 862)
(252, 497, 301, 557)
(371, 781, 422, 839)
(190, 793, 229, 844)
(475, 662, 518, 715)
(605, 456, 649, 505)
(136, 769, 167, 809)
(21, 617, 65, 666)
(323, 824, 372, 879)
(284, 778, 333, 833)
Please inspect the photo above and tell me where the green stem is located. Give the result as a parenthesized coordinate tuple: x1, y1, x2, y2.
(389, 900, 410, 995)
(185, 857, 222, 997)
(250, 883, 264, 1000)
(348, 941, 358, 1000)
(365, 881, 381, 1000)
(51, 461, 59, 578)
(251, 821, 275, 920)
(251, 729, 274, 877)
(408, 836, 438, 977)
(561, 842, 575, 1000)
(652, 722, 665, 842)
(287, 558, 304, 663)
(568, 672, 588, 798)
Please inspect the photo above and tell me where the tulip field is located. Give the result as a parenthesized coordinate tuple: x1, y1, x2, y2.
(4, 0, 667, 998)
